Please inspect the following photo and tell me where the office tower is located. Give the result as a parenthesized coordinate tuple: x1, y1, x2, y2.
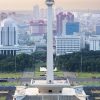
(56, 12, 66, 36)
(0, 12, 7, 21)
(55, 35, 81, 55)
(96, 25, 100, 35)
(0, 17, 18, 55)
(66, 22, 79, 35)
(40, 8, 47, 19)
(56, 12, 75, 36)
(30, 20, 47, 35)
(89, 36, 100, 51)
(33, 5, 40, 20)
(67, 12, 74, 22)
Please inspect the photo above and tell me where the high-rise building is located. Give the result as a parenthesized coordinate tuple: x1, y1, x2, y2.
(0, 17, 18, 55)
(56, 12, 75, 36)
(40, 8, 47, 19)
(66, 12, 74, 22)
(56, 12, 66, 36)
(89, 35, 100, 51)
(0, 12, 7, 21)
(33, 5, 40, 20)
(30, 20, 47, 35)
(62, 20, 79, 36)
(66, 22, 80, 35)
(96, 25, 100, 35)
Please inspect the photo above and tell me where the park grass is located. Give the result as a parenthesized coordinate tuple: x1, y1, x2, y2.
(79, 81, 100, 86)
(0, 72, 100, 78)
(0, 73, 22, 78)
(0, 72, 67, 78)
(34, 71, 46, 78)
(77, 72, 100, 78)
(0, 96, 6, 100)
(0, 82, 20, 86)
(54, 72, 64, 77)
(0, 72, 100, 86)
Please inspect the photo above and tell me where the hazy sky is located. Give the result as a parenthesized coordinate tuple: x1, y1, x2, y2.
(0, 0, 100, 11)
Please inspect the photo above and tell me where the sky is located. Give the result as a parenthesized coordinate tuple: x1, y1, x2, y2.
(0, 0, 100, 11)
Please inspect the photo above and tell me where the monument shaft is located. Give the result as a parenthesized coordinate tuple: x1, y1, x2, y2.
(46, 0, 54, 83)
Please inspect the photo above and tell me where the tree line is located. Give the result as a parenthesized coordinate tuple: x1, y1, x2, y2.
(0, 50, 100, 72)
(0, 52, 46, 72)
(55, 50, 100, 72)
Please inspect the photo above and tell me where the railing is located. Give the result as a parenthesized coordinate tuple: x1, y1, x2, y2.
(23, 95, 79, 100)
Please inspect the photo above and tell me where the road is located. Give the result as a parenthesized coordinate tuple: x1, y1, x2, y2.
(0, 77, 99, 84)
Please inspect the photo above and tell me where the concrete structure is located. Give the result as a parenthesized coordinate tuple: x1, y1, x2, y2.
(46, 0, 54, 83)
(55, 35, 81, 55)
(89, 35, 100, 51)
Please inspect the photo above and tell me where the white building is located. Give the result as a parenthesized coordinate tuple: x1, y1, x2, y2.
(29, 20, 47, 35)
(33, 5, 40, 20)
(0, 17, 36, 55)
(55, 35, 81, 56)
(17, 45, 36, 55)
(0, 17, 18, 55)
(89, 35, 100, 51)
(0, 17, 18, 46)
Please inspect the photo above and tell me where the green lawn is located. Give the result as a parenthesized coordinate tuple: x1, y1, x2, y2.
(54, 72, 64, 77)
(0, 82, 20, 86)
(0, 71, 63, 79)
(0, 73, 22, 78)
(0, 72, 100, 78)
(0, 72, 100, 87)
(77, 72, 100, 78)
(0, 96, 6, 100)
(79, 81, 100, 86)
(34, 72, 46, 78)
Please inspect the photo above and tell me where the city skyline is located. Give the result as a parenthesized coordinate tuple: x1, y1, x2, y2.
(0, 0, 100, 11)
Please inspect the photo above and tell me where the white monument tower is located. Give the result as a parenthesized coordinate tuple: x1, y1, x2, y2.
(46, 0, 54, 84)
(13, 0, 87, 100)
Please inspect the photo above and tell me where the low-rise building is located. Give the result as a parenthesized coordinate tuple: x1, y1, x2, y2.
(55, 35, 81, 56)
(89, 35, 100, 51)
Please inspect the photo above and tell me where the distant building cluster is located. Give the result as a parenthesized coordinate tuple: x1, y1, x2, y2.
(56, 12, 75, 36)
(0, 6, 100, 56)
(0, 17, 36, 55)
(29, 20, 47, 35)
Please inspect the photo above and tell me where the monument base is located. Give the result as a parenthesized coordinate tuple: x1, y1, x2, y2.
(13, 80, 87, 100)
